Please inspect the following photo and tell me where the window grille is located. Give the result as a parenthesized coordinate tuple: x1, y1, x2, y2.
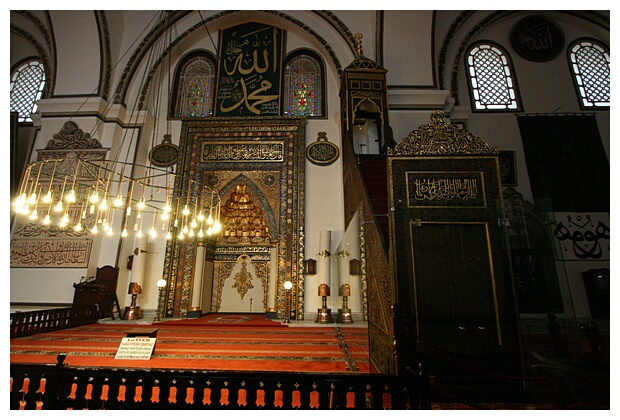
(466, 43, 519, 111)
(569, 40, 610, 107)
(10, 61, 46, 123)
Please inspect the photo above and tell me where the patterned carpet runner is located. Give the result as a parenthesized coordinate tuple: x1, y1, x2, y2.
(10, 314, 370, 373)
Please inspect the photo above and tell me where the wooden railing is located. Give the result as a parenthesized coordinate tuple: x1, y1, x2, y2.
(10, 361, 431, 410)
(10, 306, 99, 338)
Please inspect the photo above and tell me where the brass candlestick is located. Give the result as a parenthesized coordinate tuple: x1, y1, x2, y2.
(315, 283, 333, 323)
(122, 282, 143, 320)
(338, 284, 353, 323)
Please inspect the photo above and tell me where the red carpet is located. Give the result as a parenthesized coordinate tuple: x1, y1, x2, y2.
(10, 314, 370, 373)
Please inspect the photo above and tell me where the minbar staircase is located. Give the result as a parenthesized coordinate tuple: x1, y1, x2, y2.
(358, 154, 389, 248)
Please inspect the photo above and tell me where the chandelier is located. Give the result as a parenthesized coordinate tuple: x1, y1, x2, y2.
(12, 11, 223, 242)
(12, 157, 222, 240)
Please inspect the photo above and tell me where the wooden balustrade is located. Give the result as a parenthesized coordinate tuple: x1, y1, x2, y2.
(10, 306, 99, 338)
(10, 361, 431, 410)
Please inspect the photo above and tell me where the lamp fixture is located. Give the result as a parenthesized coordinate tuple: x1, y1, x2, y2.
(12, 158, 222, 241)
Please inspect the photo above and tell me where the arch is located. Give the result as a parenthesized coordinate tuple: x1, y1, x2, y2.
(464, 41, 521, 112)
(169, 50, 217, 118)
(438, 11, 610, 106)
(114, 11, 353, 108)
(282, 48, 326, 117)
(10, 58, 47, 122)
(567, 38, 610, 109)
(219, 175, 277, 237)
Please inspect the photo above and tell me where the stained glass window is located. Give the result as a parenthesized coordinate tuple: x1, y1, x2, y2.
(569, 40, 610, 108)
(173, 53, 216, 118)
(10, 60, 46, 123)
(283, 51, 324, 117)
(466, 43, 520, 111)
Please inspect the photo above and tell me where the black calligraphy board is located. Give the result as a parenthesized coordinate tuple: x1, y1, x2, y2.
(511, 15, 565, 62)
(215, 22, 283, 117)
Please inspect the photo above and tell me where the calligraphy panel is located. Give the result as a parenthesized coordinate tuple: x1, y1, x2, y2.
(215, 22, 283, 117)
(406, 171, 486, 208)
(10, 239, 92, 268)
(202, 141, 284, 162)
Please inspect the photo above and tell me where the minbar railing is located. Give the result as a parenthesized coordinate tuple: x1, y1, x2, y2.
(10, 360, 431, 410)
(10, 306, 99, 338)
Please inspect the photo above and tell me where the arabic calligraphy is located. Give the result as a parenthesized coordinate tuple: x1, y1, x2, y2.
(511, 16, 564, 62)
(216, 22, 282, 116)
(202, 142, 284, 162)
(413, 178, 478, 201)
(10, 239, 92, 267)
(554, 215, 610, 259)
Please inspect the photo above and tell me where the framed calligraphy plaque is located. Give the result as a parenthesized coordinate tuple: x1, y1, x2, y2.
(306, 140, 339, 166)
(511, 15, 565, 62)
(10, 239, 92, 268)
(215, 22, 284, 117)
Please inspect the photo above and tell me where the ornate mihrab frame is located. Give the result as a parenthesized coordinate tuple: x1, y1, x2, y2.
(162, 117, 306, 319)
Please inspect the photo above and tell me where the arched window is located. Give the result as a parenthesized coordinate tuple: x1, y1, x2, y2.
(171, 51, 216, 118)
(10, 60, 46, 123)
(465, 42, 521, 111)
(282, 50, 325, 118)
(568, 39, 610, 108)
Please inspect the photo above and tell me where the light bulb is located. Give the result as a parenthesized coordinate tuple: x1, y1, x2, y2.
(43, 214, 51, 225)
(65, 190, 76, 203)
(107, 228, 114, 236)
(114, 195, 123, 207)
(137, 199, 145, 210)
(198, 229, 204, 238)
(121, 228, 128, 237)
(137, 230, 143, 238)
(74, 222, 82, 232)
(213, 220, 221, 233)
(89, 191, 99, 203)
(42, 191, 52, 203)
(190, 219, 197, 228)
(91, 225, 98, 234)
(149, 227, 157, 238)
(161, 212, 169, 220)
(178, 231, 185, 239)
(27, 193, 37, 205)
(197, 212, 205, 221)
(29, 209, 38, 220)
(13, 193, 26, 209)
(99, 198, 108, 210)
(166, 231, 172, 240)
(182, 205, 189, 215)
(164, 202, 171, 212)
(54, 201, 63, 212)
(206, 214, 213, 225)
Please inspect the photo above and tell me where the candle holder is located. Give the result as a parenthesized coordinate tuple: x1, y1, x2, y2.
(155, 279, 167, 322)
(315, 283, 333, 323)
(284, 280, 292, 323)
(338, 284, 353, 323)
(122, 282, 143, 320)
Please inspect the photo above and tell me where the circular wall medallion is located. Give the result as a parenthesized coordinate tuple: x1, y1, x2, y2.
(306, 140, 339, 166)
(511, 15, 565, 62)
(149, 142, 179, 167)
